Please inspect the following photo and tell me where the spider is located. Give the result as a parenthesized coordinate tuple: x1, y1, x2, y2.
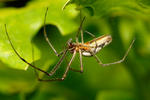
(4, 8, 135, 81)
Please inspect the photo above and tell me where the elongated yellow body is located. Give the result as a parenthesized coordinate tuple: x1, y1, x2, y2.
(81, 35, 112, 56)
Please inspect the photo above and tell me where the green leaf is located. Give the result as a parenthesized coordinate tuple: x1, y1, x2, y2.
(0, 0, 78, 70)
(69, 0, 150, 18)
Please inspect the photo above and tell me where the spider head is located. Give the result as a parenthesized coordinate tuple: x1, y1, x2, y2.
(66, 38, 74, 48)
(67, 39, 76, 53)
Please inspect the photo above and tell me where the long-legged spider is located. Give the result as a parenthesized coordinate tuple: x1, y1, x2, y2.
(4, 8, 135, 81)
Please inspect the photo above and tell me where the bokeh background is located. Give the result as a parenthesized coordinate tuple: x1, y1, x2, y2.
(0, 0, 150, 100)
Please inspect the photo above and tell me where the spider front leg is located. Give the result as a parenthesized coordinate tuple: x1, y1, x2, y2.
(44, 8, 63, 57)
(91, 39, 135, 66)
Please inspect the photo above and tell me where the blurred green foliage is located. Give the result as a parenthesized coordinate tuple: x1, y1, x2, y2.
(0, 0, 150, 100)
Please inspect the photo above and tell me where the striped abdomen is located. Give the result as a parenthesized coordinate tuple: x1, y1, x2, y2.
(81, 35, 112, 56)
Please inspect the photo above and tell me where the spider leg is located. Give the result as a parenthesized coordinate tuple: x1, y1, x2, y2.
(79, 10, 84, 44)
(69, 68, 83, 73)
(62, 0, 70, 10)
(84, 30, 96, 38)
(91, 39, 135, 66)
(36, 49, 68, 81)
(81, 29, 84, 43)
(48, 38, 72, 76)
(62, 50, 76, 79)
(69, 49, 83, 73)
(38, 50, 77, 81)
(76, 16, 85, 43)
(84, 31, 98, 53)
(31, 37, 73, 82)
(48, 48, 68, 76)
(4, 24, 51, 76)
(31, 42, 67, 81)
(79, 49, 83, 72)
(31, 39, 72, 81)
(43, 8, 63, 57)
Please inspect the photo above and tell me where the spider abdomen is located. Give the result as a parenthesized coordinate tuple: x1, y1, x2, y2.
(82, 35, 112, 56)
